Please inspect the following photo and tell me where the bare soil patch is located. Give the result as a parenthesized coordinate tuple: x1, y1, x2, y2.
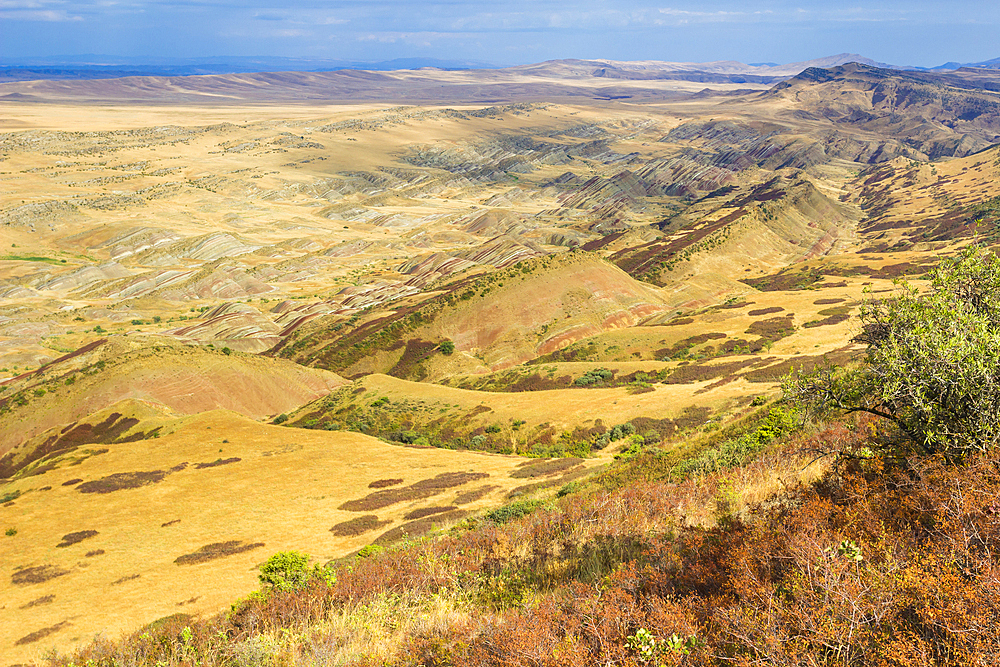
(19, 594, 55, 609)
(340, 471, 489, 512)
(510, 458, 584, 479)
(743, 352, 853, 383)
(665, 359, 758, 384)
(373, 509, 470, 546)
(748, 306, 784, 316)
(745, 316, 796, 343)
(404, 505, 458, 520)
(56, 530, 98, 548)
(12, 564, 70, 586)
(803, 306, 851, 328)
(368, 478, 403, 489)
(329, 515, 391, 537)
(454, 485, 500, 504)
(15, 620, 70, 646)
(77, 470, 168, 493)
(656, 332, 727, 359)
(411, 471, 489, 490)
(194, 457, 241, 469)
(173, 540, 265, 565)
(339, 487, 438, 512)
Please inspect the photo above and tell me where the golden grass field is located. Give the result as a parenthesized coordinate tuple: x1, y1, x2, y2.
(3, 64, 1000, 662)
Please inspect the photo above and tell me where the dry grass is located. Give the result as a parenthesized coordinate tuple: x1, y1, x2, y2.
(295, 591, 475, 665)
(0, 407, 563, 662)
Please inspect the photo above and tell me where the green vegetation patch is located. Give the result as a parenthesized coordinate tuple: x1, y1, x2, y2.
(1, 254, 66, 265)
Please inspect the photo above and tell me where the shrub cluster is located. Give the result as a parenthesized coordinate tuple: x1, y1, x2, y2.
(50, 418, 1000, 666)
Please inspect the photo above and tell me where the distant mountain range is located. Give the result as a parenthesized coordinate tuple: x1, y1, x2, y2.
(0, 55, 500, 83)
(2, 53, 998, 84)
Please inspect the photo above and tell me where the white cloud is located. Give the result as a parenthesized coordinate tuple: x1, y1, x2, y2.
(0, 7, 82, 20)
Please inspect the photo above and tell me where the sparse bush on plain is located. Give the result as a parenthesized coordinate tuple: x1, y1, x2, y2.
(573, 367, 613, 386)
(258, 550, 335, 591)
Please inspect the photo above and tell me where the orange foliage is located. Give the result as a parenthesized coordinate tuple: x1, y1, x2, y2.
(49, 419, 1000, 666)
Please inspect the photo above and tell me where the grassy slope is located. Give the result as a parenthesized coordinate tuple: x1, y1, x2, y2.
(275, 252, 677, 378)
(0, 339, 346, 458)
(1, 403, 603, 662)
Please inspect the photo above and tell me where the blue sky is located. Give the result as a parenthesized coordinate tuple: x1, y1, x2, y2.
(1, 1, 998, 67)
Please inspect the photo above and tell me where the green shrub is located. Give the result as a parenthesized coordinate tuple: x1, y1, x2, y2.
(439, 340, 455, 355)
(574, 368, 614, 386)
(273, 413, 288, 425)
(357, 544, 384, 559)
(258, 551, 335, 590)
(672, 405, 798, 479)
(396, 430, 420, 444)
(483, 499, 548, 525)
(787, 245, 1000, 461)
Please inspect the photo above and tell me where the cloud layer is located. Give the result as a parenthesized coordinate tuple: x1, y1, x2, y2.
(2, 1, 998, 68)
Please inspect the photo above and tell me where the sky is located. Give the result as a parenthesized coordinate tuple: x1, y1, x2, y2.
(1, 0, 999, 68)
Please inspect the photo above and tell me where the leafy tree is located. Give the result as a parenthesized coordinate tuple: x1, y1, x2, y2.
(439, 340, 455, 355)
(785, 245, 1000, 461)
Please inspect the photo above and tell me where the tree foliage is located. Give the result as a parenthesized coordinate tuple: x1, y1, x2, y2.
(786, 245, 1000, 461)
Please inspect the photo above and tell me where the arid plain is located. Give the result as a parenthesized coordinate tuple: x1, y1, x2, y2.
(3, 59, 1000, 662)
